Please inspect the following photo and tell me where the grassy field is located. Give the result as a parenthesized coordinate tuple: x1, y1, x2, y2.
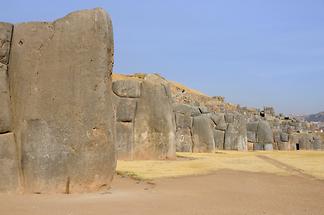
(116, 151, 324, 180)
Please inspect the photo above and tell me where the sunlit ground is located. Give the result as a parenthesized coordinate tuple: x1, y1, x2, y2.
(116, 151, 324, 180)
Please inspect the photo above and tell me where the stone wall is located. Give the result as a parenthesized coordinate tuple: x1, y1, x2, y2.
(113, 75, 176, 160)
(174, 105, 248, 152)
(0, 8, 116, 193)
(0, 22, 19, 193)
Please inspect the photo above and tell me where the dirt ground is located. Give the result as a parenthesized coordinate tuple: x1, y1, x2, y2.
(1, 170, 324, 215)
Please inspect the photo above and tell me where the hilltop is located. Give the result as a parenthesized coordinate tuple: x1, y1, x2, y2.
(305, 112, 324, 122)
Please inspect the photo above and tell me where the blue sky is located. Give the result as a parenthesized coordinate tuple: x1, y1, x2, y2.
(1, 0, 324, 114)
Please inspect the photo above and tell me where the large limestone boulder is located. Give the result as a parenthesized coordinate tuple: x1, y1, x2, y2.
(133, 80, 176, 159)
(8, 8, 116, 193)
(0, 133, 19, 192)
(192, 115, 215, 152)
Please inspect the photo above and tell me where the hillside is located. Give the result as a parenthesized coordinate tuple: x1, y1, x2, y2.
(305, 112, 324, 122)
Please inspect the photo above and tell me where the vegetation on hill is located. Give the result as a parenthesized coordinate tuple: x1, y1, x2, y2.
(305, 112, 324, 122)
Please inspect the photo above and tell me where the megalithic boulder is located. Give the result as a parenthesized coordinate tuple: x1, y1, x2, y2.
(8, 8, 116, 193)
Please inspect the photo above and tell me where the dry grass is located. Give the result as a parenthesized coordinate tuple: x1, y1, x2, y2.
(116, 151, 324, 180)
(112, 73, 207, 97)
(266, 151, 324, 179)
(169, 80, 207, 96)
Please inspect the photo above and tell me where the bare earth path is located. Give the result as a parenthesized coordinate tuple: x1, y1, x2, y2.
(1, 170, 324, 215)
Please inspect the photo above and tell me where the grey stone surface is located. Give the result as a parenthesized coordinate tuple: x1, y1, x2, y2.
(112, 80, 141, 98)
(257, 121, 273, 144)
(175, 113, 192, 129)
(225, 113, 234, 123)
(199, 106, 209, 114)
(0, 22, 13, 65)
(116, 122, 133, 160)
(133, 80, 176, 159)
(253, 143, 264, 150)
(224, 115, 247, 151)
(213, 129, 225, 150)
(247, 131, 256, 143)
(116, 98, 137, 122)
(192, 115, 215, 152)
(273, 131, 281, 143)
(280, 132, 289, 142)
(247, 122, 259, 133)
(264, 144, 273, 151)
(0, 63, 11, 133)
(9, 9, 116, 193)
(175, 128, 193, 152)
(209, 113, 227, 131)
(173, 104, 201, 117)
(0, 133, 19, 192)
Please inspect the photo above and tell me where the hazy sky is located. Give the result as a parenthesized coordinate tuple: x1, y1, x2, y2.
(1, 0, 324, 114)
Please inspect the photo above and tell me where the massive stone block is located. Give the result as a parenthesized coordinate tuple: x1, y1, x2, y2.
(173, 103, 201, 117)
(247, 120, 273, 150)
(192, 115, 215, 152)
(224, 114, 247, 151)
(175, 128, 193, 152)
(0, 22, 13, 65)
(115, 98, 137, 122)
(112, 80, 141, 98)
(257, 121, 273, 144)
(209, 113, 227, 131)
(133, 80, 176, 159)
(213, 129, 225, 150)
(116, 122, 133, 160)
(175, 113, 192, 129)
(280, 132, 289, 142)
(0, 133, 19, 192)
(247, 131, 256, 143)
(9, 8, 116, 193)
(0, 64, 11, 133)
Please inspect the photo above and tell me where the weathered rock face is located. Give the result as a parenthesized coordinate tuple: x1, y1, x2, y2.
(247, 120, 273, 150)
(112, 80, 141, 98)
(0, 22, 13, 133)
(0, 22, 17, 193)
(213, 129, 225, 150)
(113, 75, 176, 160)
(0, 133, 19, 192)
(0, 22, 13, 65)
(8, 9, 116, 193)
(133, 79, 176, 159)
(174, 107, 193, 152)
(224, 114, 247, 151)
(192, 115, 215, 152)
(0, 60, 11, 133)
(116, 122, 133, 159)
